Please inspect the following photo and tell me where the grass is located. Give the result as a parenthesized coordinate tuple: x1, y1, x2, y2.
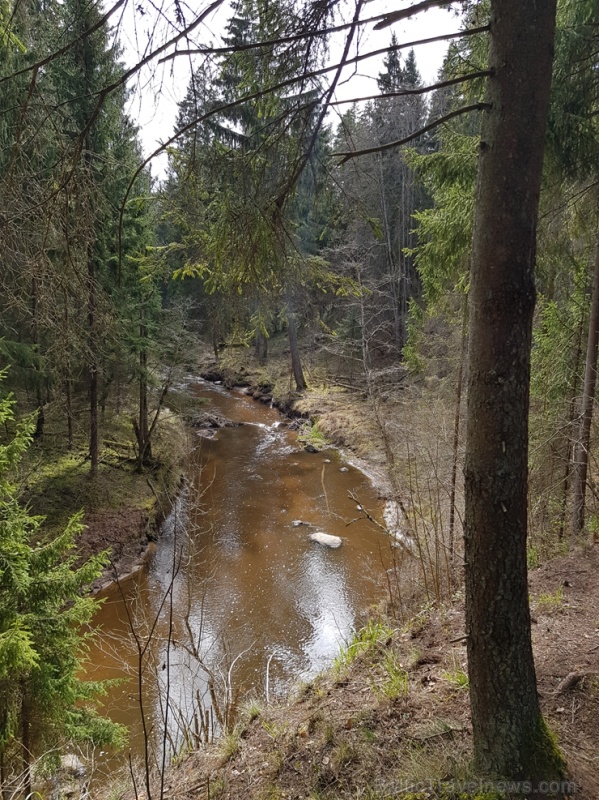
(372, 651, 409, 700)
(527, 545, 540, 569)
(441, 669, 470, 690)
(297, 420, 330, 451)
(534, 587, 565, 615)
(333, 620, 395, 674)
(218, 729, 241, 761)
(240, 697, 264, 724)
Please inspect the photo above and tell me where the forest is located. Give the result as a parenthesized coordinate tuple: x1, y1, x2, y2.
(0, 0, 598, 797)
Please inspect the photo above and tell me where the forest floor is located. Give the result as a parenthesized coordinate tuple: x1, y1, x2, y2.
(134, 338, 599, 800)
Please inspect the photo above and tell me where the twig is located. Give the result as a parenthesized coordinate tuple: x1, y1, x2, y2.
(266, 653, 275, 704)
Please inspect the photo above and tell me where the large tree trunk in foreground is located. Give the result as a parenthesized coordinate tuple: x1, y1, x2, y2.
(464, 0, 564, 785)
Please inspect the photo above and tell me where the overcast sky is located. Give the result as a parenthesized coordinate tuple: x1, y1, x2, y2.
(117, 0, 461, 178)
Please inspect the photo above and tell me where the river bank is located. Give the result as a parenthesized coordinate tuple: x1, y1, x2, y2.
(120, 543, 599, 800)
(22, 395, 189, 591)
(115, 344, 598, 800)
(197, 347, 395, 496)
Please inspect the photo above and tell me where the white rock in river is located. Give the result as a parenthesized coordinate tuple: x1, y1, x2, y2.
(309, 531, 343, 548)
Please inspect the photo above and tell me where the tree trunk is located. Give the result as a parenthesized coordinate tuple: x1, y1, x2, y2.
(448, 296, 467, 587)
(558, 311, 585, 539)
(63, 288, 74, 450)
(464, 0, 563, 784)
(570, 214, 599, 535)
(20, 692, 31, 800)
(286, 300, 306, 392)
(138, 313, 152, 469)
(31, 278, 45, 440)
(88, 248, 98, 478)
(255, 330, 268, 364)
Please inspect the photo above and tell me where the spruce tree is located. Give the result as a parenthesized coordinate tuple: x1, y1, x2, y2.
(0, 381, 124, 793)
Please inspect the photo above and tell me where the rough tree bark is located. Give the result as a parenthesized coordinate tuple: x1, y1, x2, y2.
(464, 0, 564, 785)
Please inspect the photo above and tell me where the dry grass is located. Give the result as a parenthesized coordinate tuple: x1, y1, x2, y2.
(147, 336, 599, 800)
(135, 542, 599, 800)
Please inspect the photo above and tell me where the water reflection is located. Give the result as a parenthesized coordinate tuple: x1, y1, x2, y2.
(86, 380, 392, 776)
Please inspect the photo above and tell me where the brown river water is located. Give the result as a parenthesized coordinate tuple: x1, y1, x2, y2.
(85, 380, 394, 779)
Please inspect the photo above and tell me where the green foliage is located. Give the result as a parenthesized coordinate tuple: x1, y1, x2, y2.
(547, 0, 599, 178)
(372, 651, 409, 700)
(0, 385, 125, 774)
(408, 131, 477, 308)
(333, 621, 394, 673)
(297, 421, 329, 451)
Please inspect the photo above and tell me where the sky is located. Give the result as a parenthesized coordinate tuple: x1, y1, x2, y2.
(117, 0, 461, 178)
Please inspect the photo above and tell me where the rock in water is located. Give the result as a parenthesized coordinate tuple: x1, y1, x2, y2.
(309, 532, 343, 548)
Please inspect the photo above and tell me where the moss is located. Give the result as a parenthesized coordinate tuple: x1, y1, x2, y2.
(521, 716, 566, 784)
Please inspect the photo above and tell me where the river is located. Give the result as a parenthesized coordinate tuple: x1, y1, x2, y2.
(85, 380, 393, 780)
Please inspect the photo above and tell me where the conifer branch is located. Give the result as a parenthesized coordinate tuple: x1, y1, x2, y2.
(335, 103, 490, 163)
(0, 0, 128, 86)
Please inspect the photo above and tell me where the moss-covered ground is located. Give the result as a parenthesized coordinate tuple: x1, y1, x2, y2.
(8, 391, 191, 587)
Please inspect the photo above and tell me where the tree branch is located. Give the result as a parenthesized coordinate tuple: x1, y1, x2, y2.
(329, 69, 492, 106)
(0, 0, 128, 86)
(117, 24, 488, 269)
(335, 103, 491, 163)
(373, 0, 456, 31)
(160, 23, 489, 64)
(160, 8, 429, 61)
(274, 0, 366, 209)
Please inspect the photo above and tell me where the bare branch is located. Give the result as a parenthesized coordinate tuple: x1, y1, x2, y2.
(274, 0, 366, 209)
(159, 8, 429, 61)
(335, 103, 491, 163)
(373, 0, 456, 31)
(329, 69, 493, 106)
(161, 23, 489, 65)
